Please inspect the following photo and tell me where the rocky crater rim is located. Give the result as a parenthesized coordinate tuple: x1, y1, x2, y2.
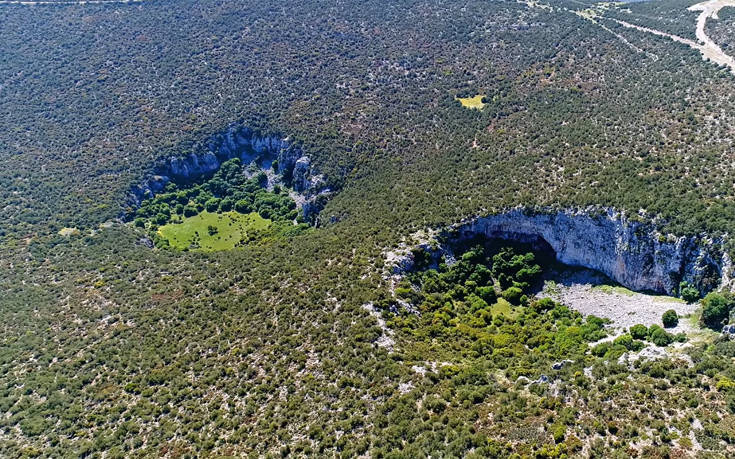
(386, 206, 733, 297)
(128, 124, 332, 222)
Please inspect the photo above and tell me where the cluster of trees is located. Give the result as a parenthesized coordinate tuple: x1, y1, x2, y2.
(397, 245, 543, 316)
(133, 158, 299, 230)
(4, 0, 735, 456)
(370, 244, 735, 456)
(707, 7, 735, 51)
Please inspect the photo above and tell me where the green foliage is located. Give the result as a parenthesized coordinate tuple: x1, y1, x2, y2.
(613, 334, 634, 351)
(4, 0, 735, 456)
(662, 309, 678, 328)
(552, 424, 566, 443)
(648, 325, 674, 347)
(491, 248, 542, 290)
(701, 292, 735, 329)
(501, 286, 524, 305)
(630, 324, 648, 340)
(680, 282, 700, 303)
(157, 211, 277, 251)
(134, 158, 302, 249)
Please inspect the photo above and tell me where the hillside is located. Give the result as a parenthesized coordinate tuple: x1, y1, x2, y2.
(3, 0, 735, 456)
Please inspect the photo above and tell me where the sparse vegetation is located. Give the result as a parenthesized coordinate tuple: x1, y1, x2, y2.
(3, 0, 735, 456)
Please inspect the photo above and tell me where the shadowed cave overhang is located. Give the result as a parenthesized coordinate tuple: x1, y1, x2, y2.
(389, 207, 732, 296)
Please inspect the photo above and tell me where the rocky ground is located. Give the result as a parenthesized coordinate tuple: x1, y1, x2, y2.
(538, 267, 698, 334)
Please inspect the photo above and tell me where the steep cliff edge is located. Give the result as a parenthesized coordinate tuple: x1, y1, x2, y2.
(128, 124, 330, 221)
(389, 208, 732, 296)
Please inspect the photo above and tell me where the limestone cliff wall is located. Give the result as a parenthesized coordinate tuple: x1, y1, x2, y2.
(391, 208, 731, 296)
(129, 124, 329, 219)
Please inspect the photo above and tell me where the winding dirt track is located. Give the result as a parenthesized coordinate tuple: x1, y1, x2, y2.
(609, 0, 735, 74)
(688, 0, 735, 72)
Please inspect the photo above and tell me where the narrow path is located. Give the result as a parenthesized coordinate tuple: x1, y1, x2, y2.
(524, 0, 735, 74)
(603, 0, 735, 74)
(612, 18, 700, 49)
(612, 16, 735, 73)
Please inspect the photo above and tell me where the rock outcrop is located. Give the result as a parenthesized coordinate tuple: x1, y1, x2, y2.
(390, 208, 731, 296)
(129, 124, 330, 221)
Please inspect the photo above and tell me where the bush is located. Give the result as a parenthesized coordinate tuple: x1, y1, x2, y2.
(219, 198, 234, 212)
(662, 310, 678, 328)
(613, 334, 634, 350)
(613, 334, 645, 352)
(648, 325, 673, 347)
(591, 342, 610, 357)
(552, 423, 566, 443)
(502, 286, 523, 305)
(701, 292, 734, 329)
(476, 286, 497, 304)
(234, 199, 253, 214)
(205, 198, 221, 212)
(183, 205, 198, 217)
(679, 281, 700, 303)
(532, 297, 556, 313)
(630, 324, 648, 340)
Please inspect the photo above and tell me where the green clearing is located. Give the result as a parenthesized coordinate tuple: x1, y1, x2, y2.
(593, 284, 635, 296)
(490, 298, 517, 318)
(456, 94, 486, 110)
(157, 211, 271, 251)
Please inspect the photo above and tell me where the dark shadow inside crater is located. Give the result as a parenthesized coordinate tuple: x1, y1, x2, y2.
(441, 232, 618, 296)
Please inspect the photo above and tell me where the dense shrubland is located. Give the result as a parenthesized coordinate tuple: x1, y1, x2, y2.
(3, 0, 735, 456)
(706, 6, 735, 51)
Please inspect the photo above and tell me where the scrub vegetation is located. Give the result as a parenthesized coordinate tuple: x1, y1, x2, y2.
(3, 0, 735, 456)
(133, 158, 308, 250)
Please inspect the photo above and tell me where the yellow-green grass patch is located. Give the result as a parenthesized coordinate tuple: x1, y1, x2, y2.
(491, 298, 518, 318)
(157, 211, 271, 251)
(456, 94, 486, 110)
(592, 284, 635, 296)
(58, 227, 80, 237)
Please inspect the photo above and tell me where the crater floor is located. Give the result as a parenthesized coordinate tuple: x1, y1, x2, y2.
(538, 267, 698, 332)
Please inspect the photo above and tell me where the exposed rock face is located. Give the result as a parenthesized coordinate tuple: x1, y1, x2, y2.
(168, 152, 220, 179)
(291, 156, 312, 192)
(129, 124, 330, 221)
(391, 208, 730, 296)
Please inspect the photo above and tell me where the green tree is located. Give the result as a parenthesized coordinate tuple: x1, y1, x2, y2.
(648, 325, 673, 347)
(205, 198, 221, 212)
(219, 197, 234, 212)
(662, 310, 678, 328)
(502, 286, 523, 305)
(630, 324, 648, 340)
(701, 292, 733, 329)
(235, 199, 253, 214)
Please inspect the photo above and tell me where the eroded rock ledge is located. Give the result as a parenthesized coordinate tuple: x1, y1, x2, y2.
(389, 208, 732, 296)
(128, 124, 331, 221)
